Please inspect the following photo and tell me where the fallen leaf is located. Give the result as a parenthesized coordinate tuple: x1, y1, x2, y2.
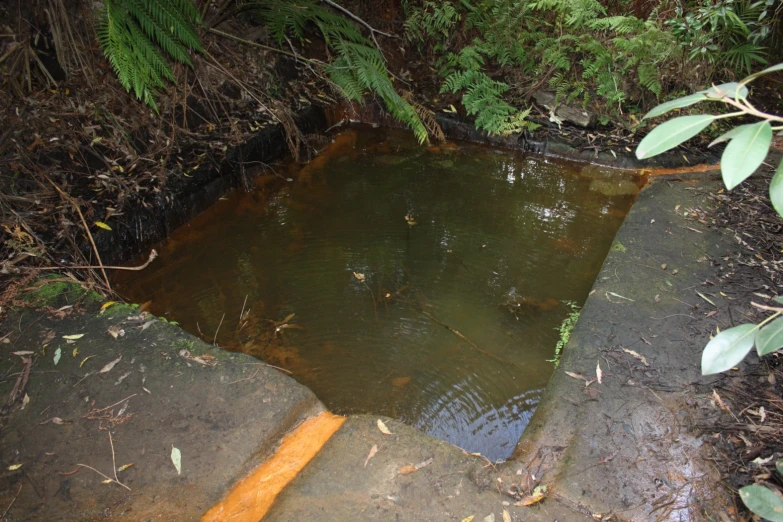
(364, 445, 378, 468)
(712, 389, 731, 413)
(21, 394, 29, 409)
(94, 221, 112, 231)
(515, 484, 547, 506)
(80, 355, 96, 368)
(13, 351, 34, 356)
(399, 457, 433, 475)
(171, 446, 182, 475)
(101, 479, 113, 484)
(377, 419, 392, 435)
(596, 362, 603, 384)
(759, 406, 766, 423)
(53, 347, 61, 366)
(117, 463, 134, 472)
(461, 517, 475, 522)
(63, 334, 85, 340)
(101, 301, 116, 311)
(353, 272, 365, 281)
(98, 355, 122, 374)
(7, 464, 22, 471)
(107, 326, 125, 339)
(483, 514, 495, 522)
(565, 371, 587, 382)
(502, 509, 511, 522)
(622, 348, 649, 366)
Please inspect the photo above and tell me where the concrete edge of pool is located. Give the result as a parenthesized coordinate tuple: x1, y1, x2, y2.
(0, 169, 739, 521)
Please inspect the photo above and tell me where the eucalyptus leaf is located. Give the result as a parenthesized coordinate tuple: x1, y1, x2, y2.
(744, 63, 783, 83)
(770, 160, 783, 217)
(643, 93, 707, 120)
(739, 484, 783, 522)
(757, 317, 783, 356)
(701, 82, 749, 100)
(721, 121, 772, 190)
(636, 115, 717, 160)
(708, 126, 746, 148)
(701, 323, 757, 375)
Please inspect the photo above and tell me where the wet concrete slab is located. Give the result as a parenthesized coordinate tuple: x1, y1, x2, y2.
(0, 304, 322, 521)
(0, 173, 738, 521)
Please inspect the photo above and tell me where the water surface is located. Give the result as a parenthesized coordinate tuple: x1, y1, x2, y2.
(116, 126, 640, 460)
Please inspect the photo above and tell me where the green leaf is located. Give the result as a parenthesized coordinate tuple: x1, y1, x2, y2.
(770, 160, 783, 217)
(701, 82, 749, 100)
(744, 62, 783, 84)
(636, 115, 717, 160)
(757, 317, 783, 356)
(739, 484, 783, 522)
(721, 122, 772, 190)
(708, 126, 746, 148)
(777, 458, 783, 475)
(701, 323, 757, 375)
(643, 93, 707, 120)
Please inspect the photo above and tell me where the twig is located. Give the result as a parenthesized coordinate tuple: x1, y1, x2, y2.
(26, 250, 158, 271)
(43, 175, 111, 291)
(213, 313, 225, 346)
(76, 464, 130, 491)
(238, 295, 248, 324)
(108, 432, 120, 484)
(88, 394, 137, 414)
(225, 369, 259, 385)
(419, 310, 518, 366)
(1, 484, 22, 518)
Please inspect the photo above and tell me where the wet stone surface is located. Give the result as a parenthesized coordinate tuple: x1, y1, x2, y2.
(0, 303, 321, 521)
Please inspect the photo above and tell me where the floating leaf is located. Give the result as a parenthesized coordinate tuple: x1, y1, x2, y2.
(701, 324, 757, 375)
(364, 445, 378, 468)
(636, 115, 717, 160)
(63, 334, 85, 340)
(756, 317, 783, 356)
(377, 419, 392, 435)
(7, 464, 22, 471)
(770, 161, 783, 217)
(98, 355, 122, 374)
(720, 121, 772, 190)
(171, 446, 182, 475)
(53, 347, 61, 366)
(739, 484, 783, 522)
(643, 93, 707, 120)
(94, 221, 112, 231)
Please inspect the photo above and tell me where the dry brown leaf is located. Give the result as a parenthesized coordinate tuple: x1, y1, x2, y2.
(399, 465, 418, 475)
(712, 389, 731, 413)
(377, 419, 392, 435)
(107, 325, 125, 339)
(364, 445, 378, 468)
(99, 355, 122, 374)
(621, 348, 649, 366)
(516, 486, 547, 507)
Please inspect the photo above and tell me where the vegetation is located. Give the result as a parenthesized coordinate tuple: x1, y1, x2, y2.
(549, 301, 580, 367)
(635, 61, 783, 522)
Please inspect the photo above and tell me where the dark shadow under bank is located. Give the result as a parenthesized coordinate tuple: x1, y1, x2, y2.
(91, 105, 329, 266)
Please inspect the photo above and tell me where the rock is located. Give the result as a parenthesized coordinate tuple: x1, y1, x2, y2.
(532, 91, 597, 128)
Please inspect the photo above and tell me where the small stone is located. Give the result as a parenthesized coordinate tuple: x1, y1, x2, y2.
(661, 264, 667, 270)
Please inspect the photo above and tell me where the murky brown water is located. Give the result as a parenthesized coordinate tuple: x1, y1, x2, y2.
(115, 125, 641, 460)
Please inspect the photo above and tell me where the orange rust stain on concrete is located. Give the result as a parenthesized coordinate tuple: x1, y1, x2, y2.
(640, 163, 719, 177)
(201, 412, 346, 522)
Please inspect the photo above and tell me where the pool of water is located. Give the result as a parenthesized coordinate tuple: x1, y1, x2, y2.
(115, 125, 642, 461)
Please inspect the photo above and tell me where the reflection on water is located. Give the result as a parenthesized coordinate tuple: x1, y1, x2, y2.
(115, 125, 640, 461)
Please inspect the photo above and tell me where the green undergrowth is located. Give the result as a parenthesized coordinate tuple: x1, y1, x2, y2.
(549, 301, 581, 367)
(25, 277, 102, 308)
